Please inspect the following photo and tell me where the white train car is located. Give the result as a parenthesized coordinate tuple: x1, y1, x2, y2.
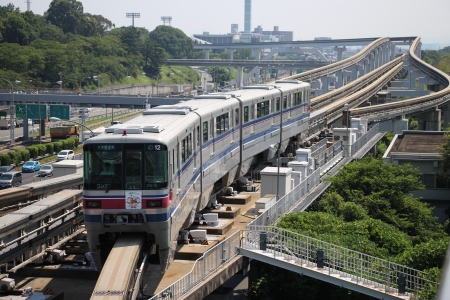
(83, 80, 311, 268)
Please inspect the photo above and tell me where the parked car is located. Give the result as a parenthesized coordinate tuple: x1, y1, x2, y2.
(57, 150, 75, 161)
(22, 160, 41, 173)
(111, 121, 122, 125)
(0, 165, 15, 176)
(37, 165, 54, 177)
(0, 171, 22, 188)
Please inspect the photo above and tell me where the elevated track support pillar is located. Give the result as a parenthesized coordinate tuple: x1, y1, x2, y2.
(22, 118, 29, 141)
(237, 66, 244, 88)
(204, 50, 211, 60)
(442, 103, 450, 129)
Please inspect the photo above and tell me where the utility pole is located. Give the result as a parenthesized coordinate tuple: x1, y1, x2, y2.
(126, 12, 140, 27)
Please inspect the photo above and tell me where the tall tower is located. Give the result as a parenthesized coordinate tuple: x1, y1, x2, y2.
(26, 0, 31, 11)
(244, 0, 251, 33)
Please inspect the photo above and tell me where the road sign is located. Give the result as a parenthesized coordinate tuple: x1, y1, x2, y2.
(50, 105, 70, 120)
(16, 104, 47, 120)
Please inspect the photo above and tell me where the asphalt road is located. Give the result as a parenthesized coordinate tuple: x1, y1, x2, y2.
(19, 153, 83, 185)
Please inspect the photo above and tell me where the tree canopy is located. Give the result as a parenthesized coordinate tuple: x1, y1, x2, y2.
(0, 2, 195, 88)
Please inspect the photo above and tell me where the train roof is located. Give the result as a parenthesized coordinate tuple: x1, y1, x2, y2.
(85, 81, 310, 145)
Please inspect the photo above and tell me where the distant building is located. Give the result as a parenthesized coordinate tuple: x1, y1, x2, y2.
(244, 0, 252, 33)
(261, 26, 293, 42)
(194, 25, 293, 45)
(231, 24, 239, 34)
(194, 32, 233, 44)
(383, 130, 450, 221)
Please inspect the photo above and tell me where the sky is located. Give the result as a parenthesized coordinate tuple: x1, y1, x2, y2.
(3, 0, 450, 46)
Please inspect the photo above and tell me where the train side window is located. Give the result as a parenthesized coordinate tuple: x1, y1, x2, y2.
(181, 138, 186, 163)
(257, 100, 270, 118)
(276, 97, 281, 112)
(235, 108, 239, 126)
(196, 126, 200, 146)
(188, 133, 192, 157)
(202, 121, 208, 143)
(283, 96, 288, 109)
(172, 149, 175, 175)
(216, 113, 229, 135)
(244, 106, 249, 123)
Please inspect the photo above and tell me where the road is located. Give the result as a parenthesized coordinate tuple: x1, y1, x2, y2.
(19, 153, 83, 185)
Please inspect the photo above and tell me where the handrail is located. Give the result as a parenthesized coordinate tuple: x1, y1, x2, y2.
(351, 37, 450, 118)
(242, 226, 437, 295)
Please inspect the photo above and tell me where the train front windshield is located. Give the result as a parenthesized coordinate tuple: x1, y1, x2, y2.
(84, 143, 168, 190)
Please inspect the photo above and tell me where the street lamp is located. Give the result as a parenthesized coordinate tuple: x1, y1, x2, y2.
(49, 117, 95, 143)
(56, 80, 63, 93)
(0, 78, 20, 147)
(92, 75, 100, 95)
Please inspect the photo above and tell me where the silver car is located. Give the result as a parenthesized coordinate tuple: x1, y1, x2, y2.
(0, 172, 22, 188)
(37, 165, 54, 177)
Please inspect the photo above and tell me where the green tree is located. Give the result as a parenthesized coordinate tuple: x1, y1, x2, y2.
(207, 66, 231, 86)
(142, 39, 166, 79)
(3, 13, 36, 45)
(45, 0, 84, 34)
(149, 25, 193, 58)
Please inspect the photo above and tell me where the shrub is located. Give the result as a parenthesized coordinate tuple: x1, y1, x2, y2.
(0, 153, 11, 165)
(7, 151, 21, 165)
(17, 149, 30, 162)
(27, 145, 38, 158)
(36, 144, 46, 156)
(45, 143, 54, 155)
(53, 141, 63, 153)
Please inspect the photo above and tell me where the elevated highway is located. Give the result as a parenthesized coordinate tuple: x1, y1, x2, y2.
(193, 36, 415, 50)
(165, 58, 328, 68)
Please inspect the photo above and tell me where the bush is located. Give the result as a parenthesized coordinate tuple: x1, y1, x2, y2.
(7, 151, 21, 165)
(27, 145, 38, 158)
(45, 143, 54, 155)
(0, 153, 11, 165)
(36, 144, 46, 156)
(17, 149, 30, 162)
(53, 141, 63, 153)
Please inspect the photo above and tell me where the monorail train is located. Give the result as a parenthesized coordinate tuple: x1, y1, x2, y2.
(83, 80, 311, 268)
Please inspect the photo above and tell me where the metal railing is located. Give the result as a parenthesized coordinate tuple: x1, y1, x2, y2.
(242, 226, 437, 296)
(150, 230, 241, 300)
(351, 123, 381, 155)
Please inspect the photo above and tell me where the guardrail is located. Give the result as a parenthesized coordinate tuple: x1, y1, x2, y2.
(351, 123, 381, 155)
(150, 231, 241, 300)
(241, 226, 436, 296)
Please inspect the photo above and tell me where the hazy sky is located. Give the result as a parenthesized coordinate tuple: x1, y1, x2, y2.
(4, 0, 450, 44)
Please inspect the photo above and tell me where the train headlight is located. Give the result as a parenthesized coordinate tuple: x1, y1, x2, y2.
(146, 199, 163, 208)
(85, 200, 101, 208)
